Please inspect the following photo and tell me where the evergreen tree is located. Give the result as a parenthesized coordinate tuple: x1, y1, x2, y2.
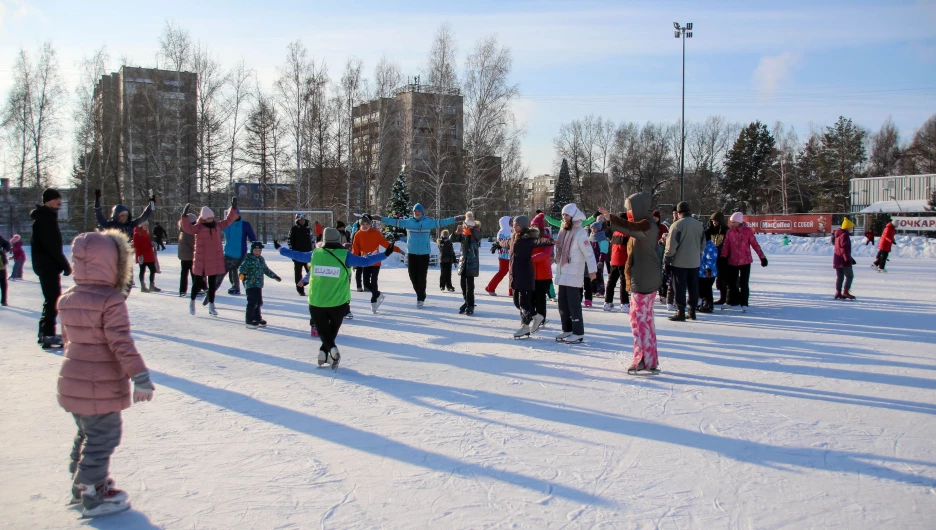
(927, 189, 936, 212)
(551, 158, 575, 218)
(720, 121, 776, 214)
(384, 166, 411, 238)
(817, 116, 866, 213)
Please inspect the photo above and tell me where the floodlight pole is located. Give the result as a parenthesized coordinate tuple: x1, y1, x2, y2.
(674, 22, 693, 203)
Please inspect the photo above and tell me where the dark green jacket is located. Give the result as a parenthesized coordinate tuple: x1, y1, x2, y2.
(238, 254, 277, 289)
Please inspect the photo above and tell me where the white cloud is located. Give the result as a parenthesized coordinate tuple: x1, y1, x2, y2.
(753, 52, 802, 97)
(0, 0, 42, 30)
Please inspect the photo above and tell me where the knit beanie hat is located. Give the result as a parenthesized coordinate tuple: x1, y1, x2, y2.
(590, 222, 603, 231)
(729, 212, 744, 223)
(652, 209, 661, 219)
(514, 215, 530, 229)
(251, 241, 264, 251)
(200, 206, 215, 219)
(561, 203, 586, 221)
(42, 188, 61, 203)
(323, 227, 342, 244)
(464, 211, 476, 227)
(841, 217, 855, 230)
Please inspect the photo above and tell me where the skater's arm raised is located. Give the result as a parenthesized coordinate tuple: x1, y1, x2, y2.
(279, 247, 313, 263)
(216, 202, 240, 230)
(130, 201, 153, 228)
(179, 215, 199, 235)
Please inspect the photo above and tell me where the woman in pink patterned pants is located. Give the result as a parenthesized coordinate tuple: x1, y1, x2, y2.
(628, 293, 658, 369)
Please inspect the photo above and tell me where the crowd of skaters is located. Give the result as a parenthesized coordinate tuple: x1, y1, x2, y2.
(9, 184, 901, 517)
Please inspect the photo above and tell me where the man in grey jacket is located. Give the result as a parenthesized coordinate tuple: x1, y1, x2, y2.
(664, 201, 705, 321)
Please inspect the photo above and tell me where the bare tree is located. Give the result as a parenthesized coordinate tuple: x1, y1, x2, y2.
(275, 41, 316, 208)
(73, 46, 110, 230)
(611, 122, 676, 200)
(370, 57, 403, 209)
(905, 114, 936, 174)
(29, 42, 66, 190)
(338, 57, 365, 223)
(554, 120, 586, 201)
(225, 59, 254, 188)
(685, 116, 738, 214)
(462, 35, 518, 212)
(192, 43, 230, 201)
(158, 20, 192, 71)
(867, 117, 902, 178)
(3, 49, 33, 188)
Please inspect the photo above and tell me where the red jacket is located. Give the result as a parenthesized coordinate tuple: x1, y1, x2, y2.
(132, 225, 156, 264)
(878, 222, 895, 252)
(833, 229, 853, 269)
(531, 213, 553, 280)
(720, 224, 765, 266)
(610, 232, 629, 267)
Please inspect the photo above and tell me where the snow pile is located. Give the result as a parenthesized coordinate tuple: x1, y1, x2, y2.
(757, 234, 936, 260)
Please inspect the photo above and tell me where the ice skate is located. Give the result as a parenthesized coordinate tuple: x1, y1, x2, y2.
(602, 302, 614, 312)
(834, 290, 844, 299)
(530, 314, 545, 333)
(621, 303, 630, 314)
(555, 331, 573, 342)
(188, 300, 196, 315)
(560, 334, 584, 344)
(149, 284, 161, 293)
(75, 481, 131, 518)
(688, 307, 696, 321)
(346, 311, 354, 320)
(465, 305, 474, 315)
(139, 284, 149, 293)
(227, 287, 240, 295)
(246, 321, 259, 329)
(310, 326, 319, 338)
(666, 303, 676, 312)
(417, 300, 424, 308)
(513, 323, 531, 339)
(842, 289, 856, 300)
(583, 300, 592, 308)
(208, 302, 218, 316)
(70, 478, 124, 505)
(372, 293, 386, 313)
(257, 319, 267, 328)
(740, 306, 748, 313)
(318, 349, 330, 366)
(41, 335, 63, 349)
(178, 291, 187, 298)
(329, 346, 341, 371)
(459, 303, 468, 314)
(447, 287, 456, 293)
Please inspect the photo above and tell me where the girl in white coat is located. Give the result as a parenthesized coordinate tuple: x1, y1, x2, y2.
(554, 203, 598, 343)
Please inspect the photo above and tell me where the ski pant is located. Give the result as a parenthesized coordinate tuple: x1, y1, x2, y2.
(70, 412, 122, 486)
(309, 303, 348, 352)
(11, 259, 24, 279)
(671, 266, 699, 311)
(486, 259, 509, 293)
(38, 272, 61, 338)
(439, 262, 454, 290)
(659, 270, 670, 300)
(873, 250, 889, 270)
(179, 260, 195, 294)
(362, 265, 381, 303)
(355, 266, 363, 290)
(605, 265, 630, 305)
(714, 256, 730, 303)
(629, 292, 658, 368)
(583, 268, 604, 301)
(461, 274, 475, 306)
(557, 285, 585, 336)
(699, 276, 715, 309)
(726, 263, 752, 307)
(0, 269, 6, 305)
(225, 256, 244, 291)
(835, 266, 854, 292)
(246, 287, 263, 323)
(294, 261, 310, 294)
(191, 274, 220, 303)
(139, 262, 156, 287)
(865, 238, 874, 246)
(407, 253, 430, 302)
(534, 279, 552, 319)
(513, 289, 535, 325)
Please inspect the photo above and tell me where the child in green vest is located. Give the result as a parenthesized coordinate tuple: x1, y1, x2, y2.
(279, 227, 394, 369)
(238, 241, 282, 328)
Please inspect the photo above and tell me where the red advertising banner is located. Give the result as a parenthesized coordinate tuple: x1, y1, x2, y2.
(744, 214, 831, 234)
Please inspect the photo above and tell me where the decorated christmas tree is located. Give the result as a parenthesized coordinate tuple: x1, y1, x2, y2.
(384, 165, 411, 239)
(551, 158, 575, 218)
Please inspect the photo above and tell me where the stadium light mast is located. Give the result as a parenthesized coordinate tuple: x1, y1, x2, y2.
(674, 22, 693, 202)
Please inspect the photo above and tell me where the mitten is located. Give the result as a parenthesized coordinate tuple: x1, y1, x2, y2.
(273, 240, 281, 250)
(274, 275, 282, 282)
(384, 244, 395, 256)
(131, 371, 155, 402)
(231, 196, 238, 208)
(63, 264, 72, 277)
(94, 189, 101, 201)
(760, 257, 768, 267)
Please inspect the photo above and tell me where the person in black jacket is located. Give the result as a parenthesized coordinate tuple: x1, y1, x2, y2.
(152, 222, 167, 251)
(288, 214, 314, 296)
(437, 229, 456, 292)
(707, 212, 730, 305)
(31, 188, 72, 348)
(509, 215, 555, 338)
(94, 188, 154, 240)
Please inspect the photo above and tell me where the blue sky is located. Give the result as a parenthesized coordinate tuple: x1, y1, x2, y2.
(0, 0, 933, 183)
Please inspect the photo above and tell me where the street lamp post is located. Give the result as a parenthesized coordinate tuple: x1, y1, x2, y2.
(673, 22, 693, 203)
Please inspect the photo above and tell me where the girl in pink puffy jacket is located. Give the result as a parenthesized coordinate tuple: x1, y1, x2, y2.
(57, 229, 154, 517)
(719, 212, 767, 310)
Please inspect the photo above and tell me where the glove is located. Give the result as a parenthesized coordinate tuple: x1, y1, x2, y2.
(63, 264, 72, 277)
(760, 257, 768, 267)
(131, 371, 155, 403)
(384, 244, 395, 257)
(182, 203, 191, 215)
(149, 193, 156, 205)
(274, 275, 282, 282)
(94, 188, 101, 201)
(490, 242, 500, 254)
(849, 258, 857, 265)
(231, 196, 238, 208)
(273, 240, 281, 250)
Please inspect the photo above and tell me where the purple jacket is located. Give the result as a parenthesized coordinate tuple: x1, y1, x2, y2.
(833, 229, 853, 269)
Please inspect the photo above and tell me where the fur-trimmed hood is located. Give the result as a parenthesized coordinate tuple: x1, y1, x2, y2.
(71, 229, 134, 294)
(513, 226, 541, 241)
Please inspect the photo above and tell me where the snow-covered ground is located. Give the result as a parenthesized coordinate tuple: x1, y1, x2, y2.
(758, 233, 936, 260)
(1, 247, 935, 529)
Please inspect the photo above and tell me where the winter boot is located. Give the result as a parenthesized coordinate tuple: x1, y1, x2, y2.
(688, 307, 696, 321)
(189, 300, 196, 315)
(834, 290, 844, 299)
(208, 302, 218, 316)
(668, 308, 686, 322)
(459, 303, 468, 314)
(465, 305, 474, 315)
(139, 284, 149, 293)
(842, 289, 856, 300)
(149, 284, 161, 293)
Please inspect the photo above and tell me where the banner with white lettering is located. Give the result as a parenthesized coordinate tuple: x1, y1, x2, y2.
(891, 217, 936, 231)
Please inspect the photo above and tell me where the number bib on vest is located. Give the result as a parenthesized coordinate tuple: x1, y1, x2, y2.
(308, 248, 350, 307)
(313, 265, 341, 278)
